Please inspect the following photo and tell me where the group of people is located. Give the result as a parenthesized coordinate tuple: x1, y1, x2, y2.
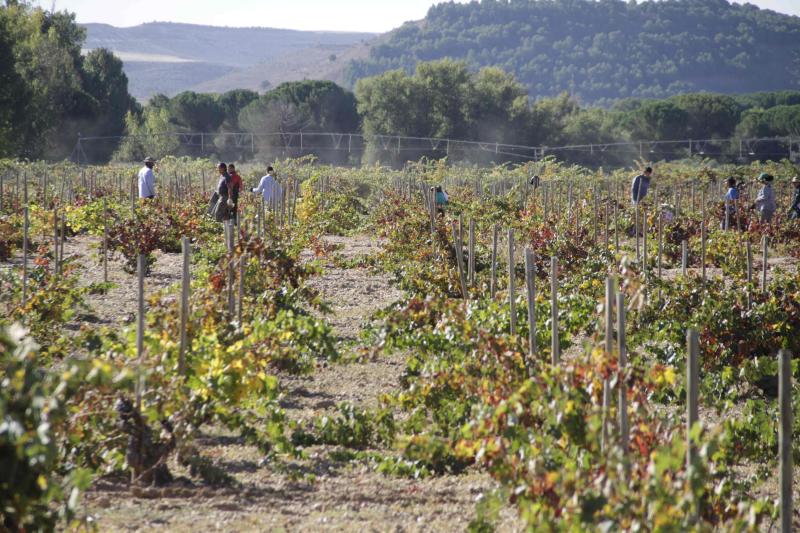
(138, 156, 800, 227)
(630, 166, 800, 225)
(137, 157, 281, 223)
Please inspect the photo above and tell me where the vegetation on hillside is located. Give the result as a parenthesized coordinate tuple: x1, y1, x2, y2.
(346, 0, 800, 103)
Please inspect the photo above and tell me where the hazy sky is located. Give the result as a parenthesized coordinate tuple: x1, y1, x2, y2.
(37, 0, 800, 33)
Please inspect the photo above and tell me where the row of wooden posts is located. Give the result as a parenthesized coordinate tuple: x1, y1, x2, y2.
(15, 170, 311, 310)
(2, 169, 311, 229)
(6, 168, 795, 529)
(441, 209, 790, 529)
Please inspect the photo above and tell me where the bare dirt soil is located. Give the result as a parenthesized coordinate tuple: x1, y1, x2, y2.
(77, 234, 523, 533)
(63, 235, 184, 327)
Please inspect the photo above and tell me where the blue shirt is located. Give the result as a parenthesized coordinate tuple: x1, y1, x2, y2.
(725, 187, 739, 201)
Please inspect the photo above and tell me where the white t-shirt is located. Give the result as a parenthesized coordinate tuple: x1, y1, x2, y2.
(138, 166, 156, 198)
(253, 174, 281, 202)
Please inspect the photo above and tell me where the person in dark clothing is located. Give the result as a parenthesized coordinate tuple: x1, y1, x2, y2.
(631, 167, 653, 205)
(214, 162, 232, 222)
(789, 177, 800, 220)
(228, 163, 243, 223)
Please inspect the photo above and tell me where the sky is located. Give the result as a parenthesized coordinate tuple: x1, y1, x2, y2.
(35, 0, 800, 33)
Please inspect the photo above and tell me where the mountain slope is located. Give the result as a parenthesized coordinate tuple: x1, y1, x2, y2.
(345, 0, 800, 103)
(83, 22, 375, 101)
(190, 41, 372, 94)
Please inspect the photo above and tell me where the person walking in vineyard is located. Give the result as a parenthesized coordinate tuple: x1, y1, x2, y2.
(252, 166, 279, 204)
(228, 163, 243, 223)
(630, 166, 652, 205)
(788, 177, 800, 220)
(138, 157, 157, 199)
(433, 185, 448, 216)
(212, 162, 233, 222)
(751, 172, 776, 223)
(723, 176, 740, 229)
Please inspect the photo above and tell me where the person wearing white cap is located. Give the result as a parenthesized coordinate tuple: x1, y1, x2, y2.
(138, 157, 157, 199)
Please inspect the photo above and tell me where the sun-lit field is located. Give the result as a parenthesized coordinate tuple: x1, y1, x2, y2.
(3, 156, 800, 531)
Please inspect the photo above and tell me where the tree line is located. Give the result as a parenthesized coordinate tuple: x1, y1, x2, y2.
(0, 1, 138, 161)
(2, 2, 799, 167)
(345, 0, 800, 104)
(116, 59, 800, 167)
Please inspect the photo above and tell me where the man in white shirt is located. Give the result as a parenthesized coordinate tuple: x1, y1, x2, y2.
(252, 166, 281, 202)
(138, 157, 157, 199)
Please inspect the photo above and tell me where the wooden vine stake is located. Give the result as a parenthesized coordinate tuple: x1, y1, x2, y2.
(634, 203, 640, 262)
(686, 329, 699, 471)
(102, 197, 108, 283)
(227, 222, 236, 316)
(601, 276, 614, 453)
(604, 191, 610, 250)
(468, 219, 475, 286)
(238, 253, 245, 325)
(524, 248, 537, 369)
(617, 292, 629, 462)
(179, 236, 191, 375)
(59, 214, 66, 267)
(761, 235, 768, 294)
(778, 349, 793, 533)
(451, 221, 468, 301)
(52, 207, 59, 276)
(508, 228, 516, 335)
(429, 187, 436, 252)
(135, 254, 146, 413)
(22, 207, 29, 306)
(657, 209, 663, 279)
(642, 208, 648, 281)
(700, 219, 706, 284)
(681, 240, 688, 277)
(490, 224, 499, 298)
(614, 198, 619, 254)
(550, 256, 559, 365)
(746, 240, 753, 309)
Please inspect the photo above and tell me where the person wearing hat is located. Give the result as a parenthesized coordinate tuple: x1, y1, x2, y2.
(789, 177, 800, 220)
(751, 172, 776, 223)
(138, 157, 157, 199)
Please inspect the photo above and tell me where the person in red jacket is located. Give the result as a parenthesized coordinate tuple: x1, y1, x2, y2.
(228, 163, 243, 224)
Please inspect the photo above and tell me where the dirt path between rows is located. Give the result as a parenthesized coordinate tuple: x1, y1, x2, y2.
(2, 234, 183, 329)
(83, 234, 523, 533)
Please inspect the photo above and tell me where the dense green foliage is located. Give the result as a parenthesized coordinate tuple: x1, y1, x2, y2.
(113, 60, 800, 168)
(346, 0, 800, 104)
(0, 1, 137, 161)
(355, 59, 800, 165)
(116, 80, 359, 163)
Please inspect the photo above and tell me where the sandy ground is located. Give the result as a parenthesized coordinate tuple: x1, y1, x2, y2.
(74, 234, 522, 533)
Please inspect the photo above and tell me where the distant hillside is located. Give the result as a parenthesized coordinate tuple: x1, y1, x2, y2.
(345, 0, 800, 104)
(83, 22, 375, 101)
(191, 41, 372, 94)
